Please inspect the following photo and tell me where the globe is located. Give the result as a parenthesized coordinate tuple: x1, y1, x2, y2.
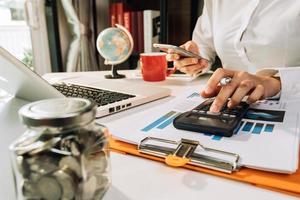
(96, 24, 133, 79)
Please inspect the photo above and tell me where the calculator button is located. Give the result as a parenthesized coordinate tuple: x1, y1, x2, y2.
(222, 113, 230, 118)
(198, 110, 206, 114)
(230, 110, 240, 115)
(198, 116, 208, 121)
(222, 110, 231, 114)
(229, 114, 236, 118)
(207, 111, 221, 116)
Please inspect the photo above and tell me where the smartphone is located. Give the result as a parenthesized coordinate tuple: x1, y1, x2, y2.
(153, 43, 204, 60)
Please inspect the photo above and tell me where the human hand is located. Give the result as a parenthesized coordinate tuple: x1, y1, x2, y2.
(166, 41, 209, 75)
(201, 68, 281, 112)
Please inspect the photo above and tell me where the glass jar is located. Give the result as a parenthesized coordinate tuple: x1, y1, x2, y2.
(10, 98, 110, 200)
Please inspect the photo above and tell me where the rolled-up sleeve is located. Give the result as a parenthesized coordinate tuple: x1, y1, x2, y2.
(192, 0, 216, 64)
(277, 67, 300, 101)
(256, 67, 300, 101)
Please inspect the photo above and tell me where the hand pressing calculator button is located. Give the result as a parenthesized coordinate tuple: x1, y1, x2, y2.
(173, 98, 249, 137)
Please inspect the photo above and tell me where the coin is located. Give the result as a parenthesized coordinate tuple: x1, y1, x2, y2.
(29, 172, 41, 182)
(50, 148, 72, 156)
(28, 137, 61, 155)
(25, 154, 59, 175)
(9, 130, 42, 155)
(81, 175, 97, 199)
(70, 141, 81, 156)
(36, 176, 62, 200)
(84, 151, 109, 175)
(59, 156, 82, 177)
(11, 117, 110, 199)
(53, 166, 77, 199)
(15, 156, 30, 178)
(60, 135, 77, 152)
(22, 179, 41, 199)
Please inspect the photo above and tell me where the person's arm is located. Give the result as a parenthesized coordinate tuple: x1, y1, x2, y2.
(166, 1, 216, 75)
(192, 0, 216, 64)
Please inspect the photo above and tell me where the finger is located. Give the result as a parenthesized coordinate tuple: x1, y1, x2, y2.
(181, 41, 199, 54)
(167, 49, 175, 54)
(201, 85, 221, 98)
(199, 58, 209, 66)
(174, 58, 199, 69)
(166, 53, 180, 61)
(246, 84, 265, 104)
(209, 81, 239, 112)
(178, 66, 200, 75)
(193, 68, 204, 76)
(180, 66, 201, 75)
(228, 80, 255, 108)
(178, 67, 187, 74)
(205, 68, 235, 95)
(179, 62, 207, 74)
(158, 48, 168, 52)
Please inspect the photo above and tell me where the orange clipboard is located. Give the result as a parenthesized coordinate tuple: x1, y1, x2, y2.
(109, 136, 300, 197)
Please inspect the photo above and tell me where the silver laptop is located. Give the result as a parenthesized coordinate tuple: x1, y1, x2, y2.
(0, 47, 171, 117)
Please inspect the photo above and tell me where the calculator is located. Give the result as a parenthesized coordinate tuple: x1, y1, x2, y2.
(173, 98, 250, 137)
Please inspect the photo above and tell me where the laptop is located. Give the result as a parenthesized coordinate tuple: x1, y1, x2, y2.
(0, 47, 171, 117)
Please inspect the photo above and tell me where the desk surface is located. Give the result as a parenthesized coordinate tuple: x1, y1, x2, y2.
(0, 70, 297, 200)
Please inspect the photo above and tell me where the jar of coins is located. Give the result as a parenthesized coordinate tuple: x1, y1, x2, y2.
(10, 98, 111, 200)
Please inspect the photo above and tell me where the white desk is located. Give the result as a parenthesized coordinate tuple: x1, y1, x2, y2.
(0, 70, 297, 200)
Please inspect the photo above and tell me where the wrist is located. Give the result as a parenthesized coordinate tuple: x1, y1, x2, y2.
(262, 76, 281, 98)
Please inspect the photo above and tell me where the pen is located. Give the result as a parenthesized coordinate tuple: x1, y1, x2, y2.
(219, 77, 232, 86)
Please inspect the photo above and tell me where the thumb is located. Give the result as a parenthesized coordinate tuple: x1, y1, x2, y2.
(181, 41, 199, 54)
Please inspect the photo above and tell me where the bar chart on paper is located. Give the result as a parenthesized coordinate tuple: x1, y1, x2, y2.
(141, 111, 181, 132)
(186, 92, 200, 99)
(140, 106, 285, 141)
(105, 88, 299, 173)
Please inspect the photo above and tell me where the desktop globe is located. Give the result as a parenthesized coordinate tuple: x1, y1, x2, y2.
(96, 24, 133, 79)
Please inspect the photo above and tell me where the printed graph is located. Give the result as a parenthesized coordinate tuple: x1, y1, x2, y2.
(141, 111, 181, 132)
(240, 121, 275, 134)
(203, 121, 276, 141)
(141, 108, 278, 141)
(186, 92, 200, 99)
(244, 108, 285, 122)
(210, 108, 281, 140)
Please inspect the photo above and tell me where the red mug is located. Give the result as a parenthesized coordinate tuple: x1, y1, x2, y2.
(140, 52, 176, 82)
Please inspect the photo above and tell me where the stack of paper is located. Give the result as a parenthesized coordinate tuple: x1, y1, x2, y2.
(101, 87, 300, 173)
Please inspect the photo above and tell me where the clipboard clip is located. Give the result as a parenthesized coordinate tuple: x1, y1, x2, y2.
(138, 137, 240, 173)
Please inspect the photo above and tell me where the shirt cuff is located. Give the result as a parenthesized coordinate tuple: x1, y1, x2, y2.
(256, 67, 300, 102)
(277, 67, 300, 102)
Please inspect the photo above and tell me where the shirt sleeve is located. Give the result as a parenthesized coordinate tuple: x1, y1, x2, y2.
(256, 67, 300, 102)
(277, 67, 300, 101)
(192, 0, 216, 65)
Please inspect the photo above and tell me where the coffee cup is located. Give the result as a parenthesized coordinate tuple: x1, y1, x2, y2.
(140, 52, 176, 82)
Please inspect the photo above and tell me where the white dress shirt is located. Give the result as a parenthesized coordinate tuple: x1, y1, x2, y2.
(192, 0, 300, 101)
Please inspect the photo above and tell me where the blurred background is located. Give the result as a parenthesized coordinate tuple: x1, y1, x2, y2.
(0, 0, 205, 75)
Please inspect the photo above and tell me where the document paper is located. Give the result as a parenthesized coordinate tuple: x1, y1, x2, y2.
(103, 87, 300, 173)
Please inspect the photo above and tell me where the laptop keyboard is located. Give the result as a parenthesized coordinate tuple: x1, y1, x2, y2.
(53, 83, 136, 106)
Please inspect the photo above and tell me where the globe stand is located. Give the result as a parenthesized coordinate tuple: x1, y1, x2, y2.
(105, 65, 126, 79)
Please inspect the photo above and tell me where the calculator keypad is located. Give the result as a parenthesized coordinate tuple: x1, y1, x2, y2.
(173, 98, 250, 137)
(190, 98, 248, 120)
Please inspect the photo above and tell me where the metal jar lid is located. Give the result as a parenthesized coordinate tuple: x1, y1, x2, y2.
(19, 98, 96, 128)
